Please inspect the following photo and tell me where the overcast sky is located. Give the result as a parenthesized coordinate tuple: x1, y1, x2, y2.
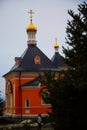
(0, 0, 84, 97)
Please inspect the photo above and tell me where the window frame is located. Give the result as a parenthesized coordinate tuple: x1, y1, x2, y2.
(25, 99, 30, 108)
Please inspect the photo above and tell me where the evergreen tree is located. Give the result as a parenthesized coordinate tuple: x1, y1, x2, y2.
(62, 1, 87, 129)
(63, 1, 87, 86)
(40, 2, 87, 130)
(0, 97, 4, 116)
(64, 1, 87, 68)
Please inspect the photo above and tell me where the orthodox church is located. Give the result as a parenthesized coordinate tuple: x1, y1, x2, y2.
(3, 10, 67, 118)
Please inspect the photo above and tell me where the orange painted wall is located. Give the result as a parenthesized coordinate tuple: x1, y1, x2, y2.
(21, 86, 51, 115)
(5, 72, 51, 117)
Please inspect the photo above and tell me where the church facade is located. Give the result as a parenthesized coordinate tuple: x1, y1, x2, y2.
(3, 10, 67, 118)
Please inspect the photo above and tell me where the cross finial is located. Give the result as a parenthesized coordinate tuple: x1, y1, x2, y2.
(55, 37, 58, 43)
(54, 37, 59, 49)
(28, 9, 34, 22)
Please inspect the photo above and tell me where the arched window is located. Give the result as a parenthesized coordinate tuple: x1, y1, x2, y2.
(34, 55, 41, 64)
(25, 99, 30, 107)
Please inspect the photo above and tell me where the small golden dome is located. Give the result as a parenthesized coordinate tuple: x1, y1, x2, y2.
(26, 21, 37, 32)
(54, 38, 59, 48)
(54, 43, 59, 48)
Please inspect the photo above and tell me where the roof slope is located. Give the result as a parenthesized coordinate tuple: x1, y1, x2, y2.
(21, 77, 40, 87)
(11, 44, 57, 72)
(51, 52, 68, 68)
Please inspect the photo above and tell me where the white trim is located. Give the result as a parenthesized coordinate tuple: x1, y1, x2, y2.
(10, 94, 12, 107)
(25, 105, 50, 108)
(11, 77, 35, 81)
(13, 84, 15, 107)
(25, 99, 30, 108)
(18, 114, 48, 117)
(21, 84, 41, 89)
(5, 113, 48, 117)
(5, 105, 50, 109)
(25, 109, 30, 114)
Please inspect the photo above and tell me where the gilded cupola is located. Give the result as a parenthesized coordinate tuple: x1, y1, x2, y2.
(26, 10, 37, 45)
(26, 10, 37, 32)
(54, 38, 59, 49)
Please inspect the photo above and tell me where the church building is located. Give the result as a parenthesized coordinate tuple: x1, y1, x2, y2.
(3, 10, 67, 118)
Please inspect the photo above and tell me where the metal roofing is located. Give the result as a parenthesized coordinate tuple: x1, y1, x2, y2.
(51, 52, 68, 68)
(21, 77, 40, 87)
(10, 44, 57, 72)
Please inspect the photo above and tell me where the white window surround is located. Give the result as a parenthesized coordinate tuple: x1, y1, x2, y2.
(25, 99, 30, 108)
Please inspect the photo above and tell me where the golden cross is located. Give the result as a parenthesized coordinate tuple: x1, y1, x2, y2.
(55, 37, 58, 43)
(28, 9, 34, 21)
